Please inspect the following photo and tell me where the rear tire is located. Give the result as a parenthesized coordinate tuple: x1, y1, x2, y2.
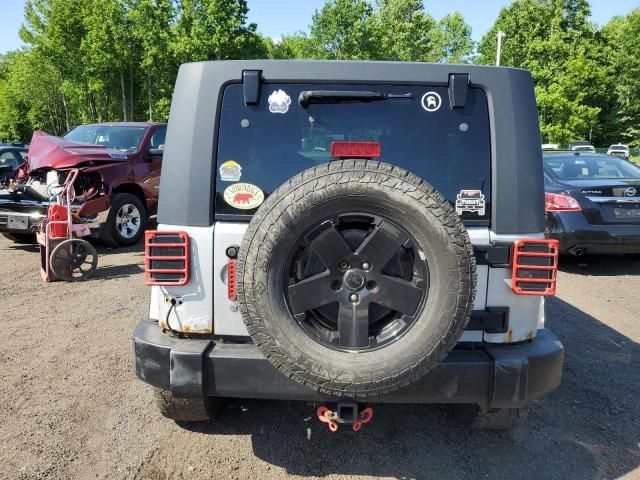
(153, 388, 221, 422)
(100, 192, 147, 246)
(453, 405, 527, 431)
(2, 232, 36, 244)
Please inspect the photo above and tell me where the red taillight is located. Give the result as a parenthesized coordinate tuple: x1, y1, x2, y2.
(545, 192, 581, 212)
(145, 231, 190, 286)
(512, 239, 559, 296)
(330, 141, 381, 159)
(227, 258, 237, 301)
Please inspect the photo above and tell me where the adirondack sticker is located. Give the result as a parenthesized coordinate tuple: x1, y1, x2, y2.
(224, 183, 264, 210)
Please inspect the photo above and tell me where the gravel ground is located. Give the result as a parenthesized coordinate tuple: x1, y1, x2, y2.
(1, 236, 638, 480)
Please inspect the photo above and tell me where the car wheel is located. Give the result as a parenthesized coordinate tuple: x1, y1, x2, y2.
(237, 159, 476, 398)
(100, 193, 147, 246)
(153, 388, 222, 422)
(453, 404, 528, 431)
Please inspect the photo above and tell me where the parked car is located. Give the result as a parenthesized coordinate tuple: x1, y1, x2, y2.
(133, 60, 564, 431)
(541, 143, 559, 150)
(0, 122, 166, 245)
(568, 140, 593, 151)
(607, 144, 630, 160)
(0, 145, 28, 186)
(573, 145, 595, 153)
(544, 151, 640, 255)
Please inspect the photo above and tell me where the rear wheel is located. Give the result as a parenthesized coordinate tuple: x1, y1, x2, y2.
(453, 405, 528, 431)
(100, 193, 147, 246)
(153, 388, 221, 422)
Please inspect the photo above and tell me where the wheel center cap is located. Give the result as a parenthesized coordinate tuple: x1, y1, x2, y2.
(343, 269, 367, 291)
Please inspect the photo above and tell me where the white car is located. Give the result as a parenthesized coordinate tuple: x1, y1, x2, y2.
(607, 144, 629, 160)
(573, 145, 595, 153)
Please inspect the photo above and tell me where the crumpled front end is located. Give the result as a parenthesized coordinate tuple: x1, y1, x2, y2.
(0, 131, 128, 236)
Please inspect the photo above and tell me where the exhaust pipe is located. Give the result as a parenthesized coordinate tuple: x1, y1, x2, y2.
(568, 247, 585, 257)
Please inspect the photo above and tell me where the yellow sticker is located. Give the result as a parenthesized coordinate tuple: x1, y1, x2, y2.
(219, 160, 242, 182)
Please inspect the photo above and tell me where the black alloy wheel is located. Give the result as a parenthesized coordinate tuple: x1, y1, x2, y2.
(286, 213, 428, 351)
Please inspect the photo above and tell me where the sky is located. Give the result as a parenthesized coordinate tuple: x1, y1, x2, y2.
(1, 0, 639, 54)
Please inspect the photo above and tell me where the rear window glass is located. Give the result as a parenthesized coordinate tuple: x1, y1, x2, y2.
(544, 155, 640, 180)
(215, 83, 491, 221)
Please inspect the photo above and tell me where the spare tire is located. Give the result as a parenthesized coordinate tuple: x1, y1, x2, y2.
(237, 160, 476, 397)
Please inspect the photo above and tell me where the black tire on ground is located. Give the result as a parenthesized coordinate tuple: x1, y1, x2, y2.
(237, 159, 476, 398)
(2, 232, 36, 244)
(100, 192, 147, 246)
(153, 388, 220, 422)
(453, 405, 528, 431)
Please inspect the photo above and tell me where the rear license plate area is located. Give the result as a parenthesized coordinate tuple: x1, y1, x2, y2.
(613, 206, 640, 218)
(8, 214, 29, 230)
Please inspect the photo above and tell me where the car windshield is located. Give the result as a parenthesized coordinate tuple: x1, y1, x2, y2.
(64, 125, 147, 152)
(544, 155, 640, 180)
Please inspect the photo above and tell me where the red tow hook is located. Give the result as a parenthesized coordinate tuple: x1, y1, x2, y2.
(316, 403, 374, 432)
(317, 406, 339, 432)
(352, 407, 374, 432)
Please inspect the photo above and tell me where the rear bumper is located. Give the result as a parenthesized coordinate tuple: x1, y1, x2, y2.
(547, 211, 640, 254)
(133, 318, 564, 407)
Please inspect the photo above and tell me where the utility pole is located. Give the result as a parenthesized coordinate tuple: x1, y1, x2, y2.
(496, 31, 506, 66)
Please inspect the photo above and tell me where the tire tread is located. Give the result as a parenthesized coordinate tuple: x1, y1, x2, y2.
(237, 160, 477, 397)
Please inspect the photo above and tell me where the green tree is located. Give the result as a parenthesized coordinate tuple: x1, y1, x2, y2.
(0, 50, 68, 138)
(601, 9, 640, 146)
(172, 0, 267, 63)
(307, 0, 379, 59)
(21, 0, 89, 130)
(82, 0, 136, 122)
(437, 12, 474, 63)
(268, 34, 314, 59)
(477, 0, 607, 145)
(129, 0, 178, 121)
(375, 0, 440, 62)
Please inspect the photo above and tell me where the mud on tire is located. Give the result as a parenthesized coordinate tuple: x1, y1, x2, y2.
(236, 160, 476, 398)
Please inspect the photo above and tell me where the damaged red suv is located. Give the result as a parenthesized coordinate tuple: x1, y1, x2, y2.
(0, 122, 166, 246)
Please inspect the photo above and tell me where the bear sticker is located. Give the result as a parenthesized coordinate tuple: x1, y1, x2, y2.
(268, 89, 292, 114)
(223, 183, 265, 210)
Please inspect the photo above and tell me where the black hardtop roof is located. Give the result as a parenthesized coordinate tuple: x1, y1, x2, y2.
(181, 58, 530, 73)
(158, 60, 544, 234)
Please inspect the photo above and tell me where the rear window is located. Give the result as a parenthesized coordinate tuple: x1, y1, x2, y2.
(544, 155, 640, 180)
(215, 83, 491, 221)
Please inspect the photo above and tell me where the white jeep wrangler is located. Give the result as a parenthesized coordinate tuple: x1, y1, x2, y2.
(133, 61, 564, 431)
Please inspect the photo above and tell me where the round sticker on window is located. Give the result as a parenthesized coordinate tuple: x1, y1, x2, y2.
(421, 92, 442, 112)
(224, 183, 264, 210)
